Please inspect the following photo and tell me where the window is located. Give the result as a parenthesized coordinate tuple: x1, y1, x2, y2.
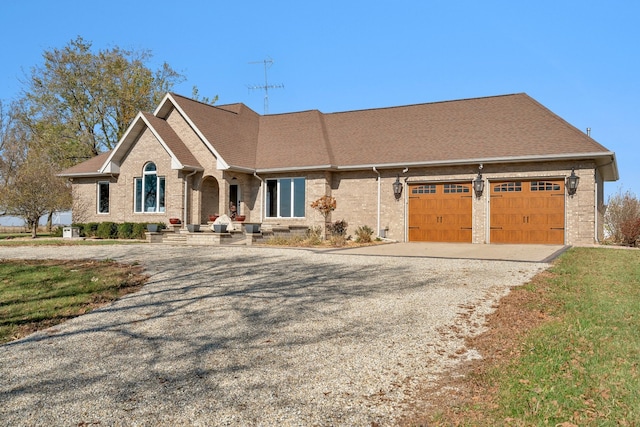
(494, 182, 522, 192)
(134, 162, 165, 213)
(97, 181, 110, 214)
(531, 181, 561, 191)
(443, 184, 470, 194)
(412, 184, 436, 194)
(265, 178, 305, 218)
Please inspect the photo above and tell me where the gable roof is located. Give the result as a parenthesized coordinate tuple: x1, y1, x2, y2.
(60, 92, 618, 181)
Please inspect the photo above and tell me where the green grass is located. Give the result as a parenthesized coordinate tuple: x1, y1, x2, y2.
(0, 234, 144, 246)
(0, 259, 147, 343)
(490, 248, 640, 426)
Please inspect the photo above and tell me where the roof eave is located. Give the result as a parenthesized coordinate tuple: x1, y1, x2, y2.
(57, 172, 114, 178)
(334, 152, 618, 181)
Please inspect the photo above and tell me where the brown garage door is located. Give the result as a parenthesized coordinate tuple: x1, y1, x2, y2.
(490, 180, 565, 244)
(408, 183, 472, 242)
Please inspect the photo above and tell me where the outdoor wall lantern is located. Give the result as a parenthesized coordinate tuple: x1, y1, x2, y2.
(473, 172, 484, 198)
(392, 175, 403, 200)
(566, 167, 580, 195)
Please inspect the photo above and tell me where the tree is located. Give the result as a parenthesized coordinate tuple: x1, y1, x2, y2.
(0, 100, 28, 216)
(0, 148, 71, 237)
(19, 36, 186, 162)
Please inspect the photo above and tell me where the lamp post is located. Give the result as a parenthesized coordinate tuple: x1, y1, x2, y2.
(567, 168, 579, 195)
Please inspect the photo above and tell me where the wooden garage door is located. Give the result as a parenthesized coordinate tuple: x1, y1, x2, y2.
(408, 183, 472, 242)
(490, 180, 565, 244)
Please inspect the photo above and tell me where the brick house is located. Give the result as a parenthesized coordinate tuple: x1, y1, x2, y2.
(60, 92, 618, 245)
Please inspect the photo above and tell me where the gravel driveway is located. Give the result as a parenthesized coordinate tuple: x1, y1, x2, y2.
(0, 245, 547, 426)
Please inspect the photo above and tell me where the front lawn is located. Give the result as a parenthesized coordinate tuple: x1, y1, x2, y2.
(0, 259, 147, 344)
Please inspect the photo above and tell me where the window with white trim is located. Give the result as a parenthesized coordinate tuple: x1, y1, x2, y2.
(134, 162, 165, 213)
(265, 178, 305, 218)
(97, 181, 110, 214)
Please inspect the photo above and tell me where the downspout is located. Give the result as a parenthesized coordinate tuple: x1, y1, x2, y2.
(373, 166, 381, 238)
(594, 170, 599, 243)
(253, 171, 264, 223)
(403, 168, 409, 242)
(183, 169, 198, 227)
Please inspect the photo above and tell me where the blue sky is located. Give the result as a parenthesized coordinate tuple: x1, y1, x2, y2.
(1, 1, 638, 224)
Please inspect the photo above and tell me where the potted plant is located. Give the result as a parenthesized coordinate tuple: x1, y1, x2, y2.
(146, 223, 159, 232)
(169, 218, 181, 225)
(208, 214, 219, 222)
(235, 215, 246, 222)
(213, 223, 227, 233)
(187, 224, 200, 233)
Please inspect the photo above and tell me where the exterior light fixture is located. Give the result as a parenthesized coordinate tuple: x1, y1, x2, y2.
(566, 168, 579, 195)
(473, 172, 484, 198)
(392, 175, 403, 200)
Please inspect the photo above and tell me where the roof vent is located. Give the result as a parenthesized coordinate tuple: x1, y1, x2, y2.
(586, 127, 591, 137)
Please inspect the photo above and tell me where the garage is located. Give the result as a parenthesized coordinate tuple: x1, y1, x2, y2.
(490, 180, 565, 244)
(408, 183, 472, 242)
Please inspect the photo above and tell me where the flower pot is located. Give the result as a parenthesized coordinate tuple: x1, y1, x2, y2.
(234, 215, 246, 222)
(244, 223, 261, 233)
(213, 224, 227, 233)
(169, 218, 181, 225)
(208, 215, 219, 222)
(146, 224, 158, 232)
(187, 224, 200, 233)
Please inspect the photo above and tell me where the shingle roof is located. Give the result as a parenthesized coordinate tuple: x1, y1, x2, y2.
(60, 92, 617, 179)
(169, 94, 259, 169)
(58, 151, 112, 176)
(258, 93, 612, 170)
(141, 112, 202, 169)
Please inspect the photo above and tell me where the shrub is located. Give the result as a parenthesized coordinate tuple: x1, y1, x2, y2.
(329, 235, 347, 247)
(117, 222, 135, 239)
(305, 226, 323, 245)
(354, 225, 374, 243)
(620, 217, 640, 246)
(604, 189, 640, 244)
(85, 222, 100, 238)
(96, 222, 118, 239)
(327, 219, 348, 237)
(132, 223, 147, 239)
(51, 226, 64, 237)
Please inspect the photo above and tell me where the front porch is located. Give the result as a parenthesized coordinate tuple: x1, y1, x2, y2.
(146, 222, 309, 246)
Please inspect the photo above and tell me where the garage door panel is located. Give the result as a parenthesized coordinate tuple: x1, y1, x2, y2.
(490, 180, 565, 244)
(408, 183, 472, 243)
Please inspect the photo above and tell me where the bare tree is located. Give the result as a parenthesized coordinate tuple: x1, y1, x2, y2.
(0, 148, 70, 237)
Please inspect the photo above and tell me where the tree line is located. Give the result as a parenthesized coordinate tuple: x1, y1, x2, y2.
(0, 36, 214, 237)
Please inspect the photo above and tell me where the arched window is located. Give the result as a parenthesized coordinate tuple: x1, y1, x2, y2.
(134, 162, 165, 213)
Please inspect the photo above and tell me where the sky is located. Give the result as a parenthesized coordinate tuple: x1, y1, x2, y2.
(1, 0, 638, 225)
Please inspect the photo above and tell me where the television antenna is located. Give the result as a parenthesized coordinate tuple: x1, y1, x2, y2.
(248, 56, 284, 114)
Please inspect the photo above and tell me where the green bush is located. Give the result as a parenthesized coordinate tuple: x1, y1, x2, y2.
(354, 225, 374, 243)
(96, 222, 118, 239)
(117, 222, 135, 239)
(85, 222, 100, 238)
(51, 226, 64, 237)
(132, 223, 148, 239)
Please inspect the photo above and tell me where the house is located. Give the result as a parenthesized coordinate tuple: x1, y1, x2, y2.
(60, 92, 618, 245)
